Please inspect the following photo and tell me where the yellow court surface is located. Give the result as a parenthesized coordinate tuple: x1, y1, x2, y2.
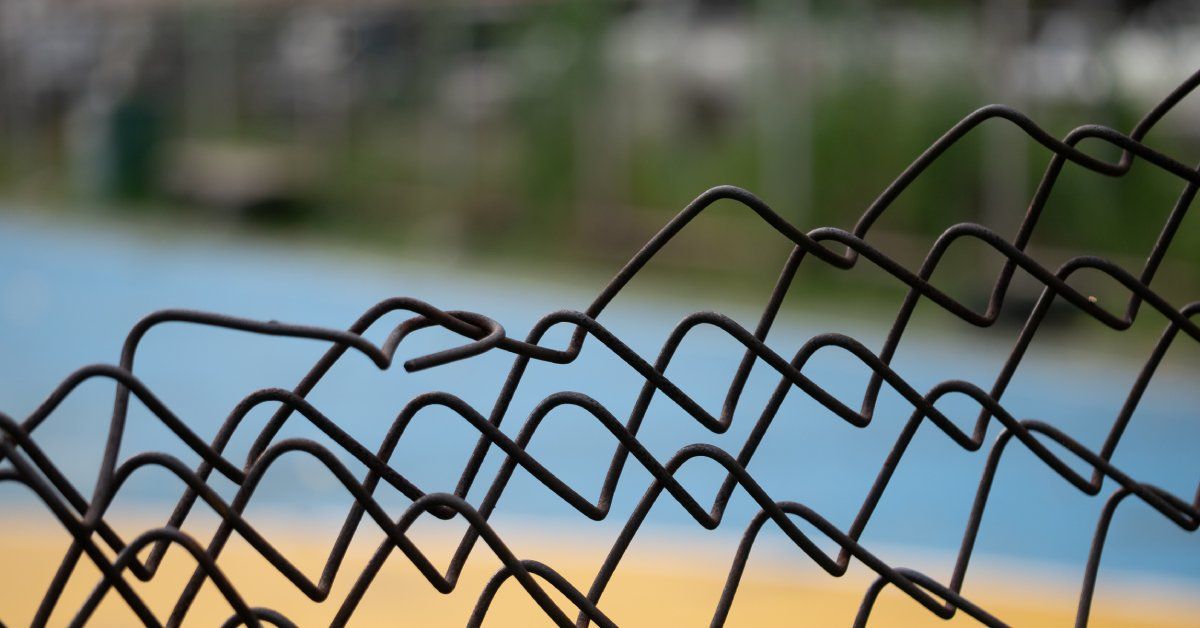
(2, 514, 1196, 627)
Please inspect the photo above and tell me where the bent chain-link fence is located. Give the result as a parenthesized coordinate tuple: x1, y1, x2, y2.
(3, 68, 1200, 627)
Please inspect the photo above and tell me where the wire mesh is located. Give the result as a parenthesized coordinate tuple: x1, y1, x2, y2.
(3, 68, 1200, 627)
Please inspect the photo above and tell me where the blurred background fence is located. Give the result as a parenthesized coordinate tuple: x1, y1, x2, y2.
(3, 0, 1200, 306)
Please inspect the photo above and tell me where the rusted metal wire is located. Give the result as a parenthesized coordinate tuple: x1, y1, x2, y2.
(2, 67, 1200, 627)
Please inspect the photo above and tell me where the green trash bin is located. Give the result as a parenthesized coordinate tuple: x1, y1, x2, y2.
(105, 96, 161, 201)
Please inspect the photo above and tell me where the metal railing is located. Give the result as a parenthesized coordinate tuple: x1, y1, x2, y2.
(2, 68, 1200, 628)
